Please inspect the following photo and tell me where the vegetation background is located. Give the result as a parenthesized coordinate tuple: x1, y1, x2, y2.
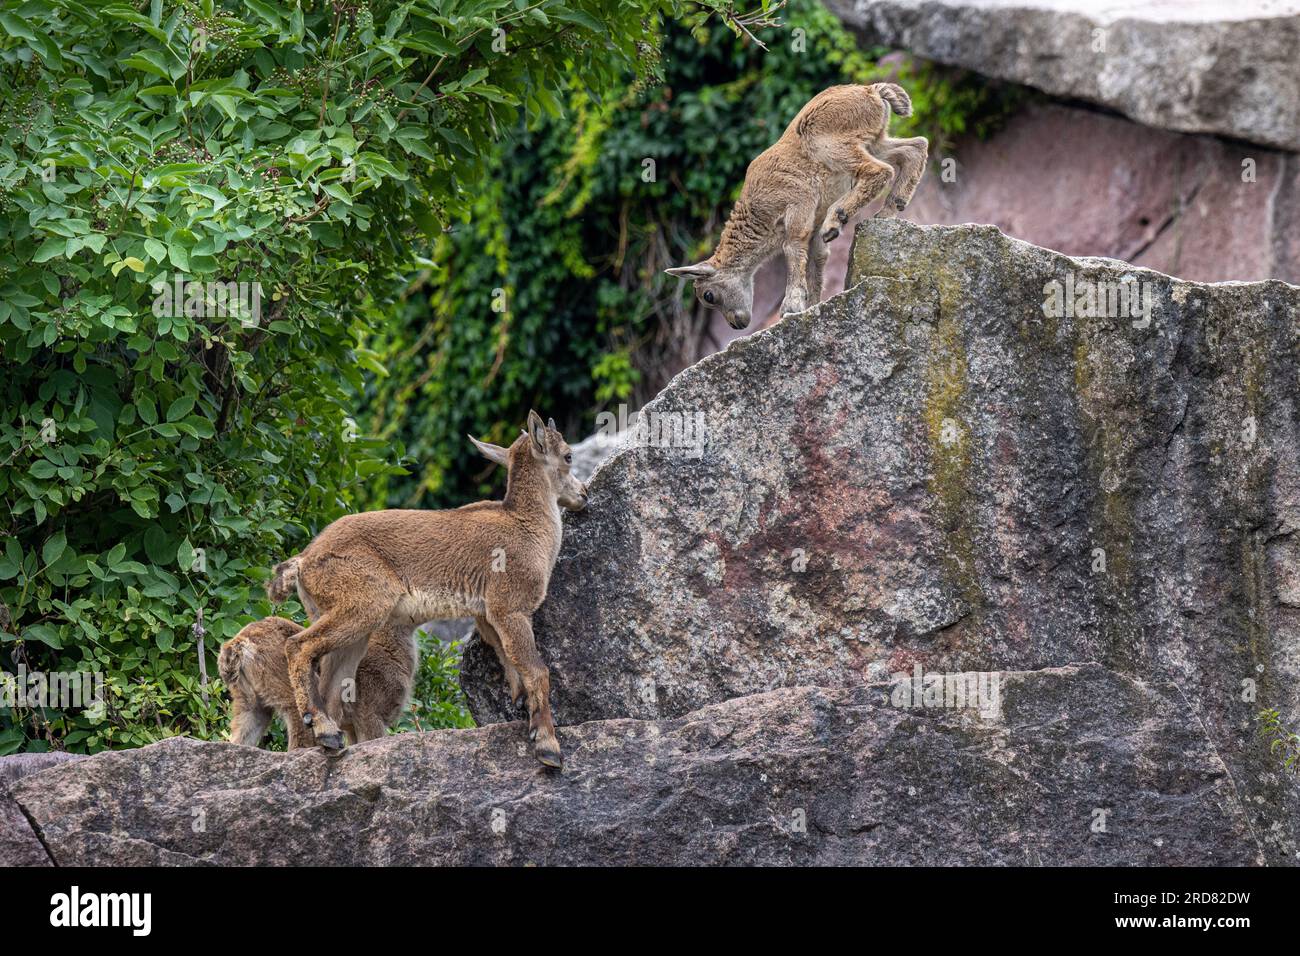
(0, 0, 1021, 754)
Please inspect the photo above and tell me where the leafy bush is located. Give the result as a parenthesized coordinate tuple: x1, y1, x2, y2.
(0, 0, 684, 753)
(398, 630, 475, 733)
(360, 0, 1027, 510)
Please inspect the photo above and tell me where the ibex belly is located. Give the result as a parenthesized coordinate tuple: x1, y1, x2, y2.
(391, 588, 484, 623)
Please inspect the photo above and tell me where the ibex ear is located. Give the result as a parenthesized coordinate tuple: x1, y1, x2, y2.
(664, 262, 716, 279)
(468, 436, 509, 468)
(526, 410, 547, 455)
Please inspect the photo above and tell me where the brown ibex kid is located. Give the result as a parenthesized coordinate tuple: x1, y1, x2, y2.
(219, 616, 418, 748)
(666, 83, 928, 328)
(270, 411, 587, 768)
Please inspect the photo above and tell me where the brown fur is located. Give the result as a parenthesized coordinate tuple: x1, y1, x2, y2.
(665, 83, 928, 328)
(219, 616, 418, 748)
(274, 411, 587, 768)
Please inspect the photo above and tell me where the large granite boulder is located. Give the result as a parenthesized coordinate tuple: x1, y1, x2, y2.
(462, 219, 1300, 862)
(4, 664, 1266, 865)
(829, 0, 1300, 151)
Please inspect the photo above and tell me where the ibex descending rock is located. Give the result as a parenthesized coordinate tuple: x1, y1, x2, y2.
(219, 616, 418, 748)
(270, 411, 587, 768)
(666, 83, 928, 328)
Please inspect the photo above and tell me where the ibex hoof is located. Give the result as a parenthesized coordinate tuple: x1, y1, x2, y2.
(528, 727, 538, 741)
(891, 195, 908, 211)
(535, 745, 563, 770)
(821, 226, 840, 244)
(316, 731, 345, 751)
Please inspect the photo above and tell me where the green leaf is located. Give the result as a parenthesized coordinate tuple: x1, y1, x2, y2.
(0, 12, 36, 41)
(42, 531, 67, 567)
(24, 624, 63, 649)
(33, 237, 66, 262)
(166, 395, 195, 421)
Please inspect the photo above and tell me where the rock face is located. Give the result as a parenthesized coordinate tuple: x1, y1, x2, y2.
(1, 752, 85, 866)
(463, 220, 1300, 863)
(4, 664, 1266, 865)
(567, 429, 622, 484)
(829, 0, 1300, 151)
(903, 103, 1300, 286)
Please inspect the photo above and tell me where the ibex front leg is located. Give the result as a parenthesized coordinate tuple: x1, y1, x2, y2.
(806, 231, 828, 305)
(779, 203, 817, 316)
(489, 608, 562, 768)
(476, 615, 526, 711)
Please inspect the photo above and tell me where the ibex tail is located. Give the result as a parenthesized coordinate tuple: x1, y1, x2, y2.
(871, 82, 912, 117)
(266, 556, 301, 604)
(217, 635, 249, 690)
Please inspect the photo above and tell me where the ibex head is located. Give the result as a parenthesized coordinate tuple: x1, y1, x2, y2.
(470, 410, 588, 511)
(664, 261, 753, 330)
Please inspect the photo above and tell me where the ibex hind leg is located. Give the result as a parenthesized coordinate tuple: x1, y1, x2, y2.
(285, 711, 317, 749)
(872, 135, 928, 216)
(285, 610, 384, 751)
(820, 145, 895, 243)
(317, 633, 371, 729)
(230, 701, 274, 747)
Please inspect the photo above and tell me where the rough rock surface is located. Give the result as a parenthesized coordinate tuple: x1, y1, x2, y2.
(567, 429, 622, 484)
(463, 220, 1300, 863)
(830, 0, 1300, 151)
(1, 752, 85, 866)
(6, 665, 1265, 865)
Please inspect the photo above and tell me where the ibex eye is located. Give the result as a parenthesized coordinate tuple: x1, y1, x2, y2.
(564, 453, 572, 464)
(702, 290, 715, 304)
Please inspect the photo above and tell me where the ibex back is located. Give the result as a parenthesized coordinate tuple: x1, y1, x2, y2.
(666, 82, 928, 327)
(271, 411, 587, 768)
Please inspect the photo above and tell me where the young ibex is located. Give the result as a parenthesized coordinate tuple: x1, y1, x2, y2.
(270, 411, 587, 768)
(219, 616, 418, 748)
(666, 83, 928, 328)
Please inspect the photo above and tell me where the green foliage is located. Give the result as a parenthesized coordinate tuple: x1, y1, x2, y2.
(1258, 708, 1300, 774)
(398, 630, 474, 733)
(361, 0, 1027, 510)
(0, 0, 679, 753)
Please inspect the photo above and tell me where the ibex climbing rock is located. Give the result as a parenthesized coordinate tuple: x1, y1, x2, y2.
(219, 616, 418, 749)
(666, 83, 928, 328)
(269, 411, 587, 768)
